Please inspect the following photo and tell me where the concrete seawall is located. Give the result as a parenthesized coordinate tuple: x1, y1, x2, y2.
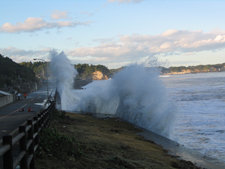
(0, 94, 16, 108)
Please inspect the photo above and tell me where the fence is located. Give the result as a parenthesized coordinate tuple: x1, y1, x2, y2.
(0, 101, 55, 169)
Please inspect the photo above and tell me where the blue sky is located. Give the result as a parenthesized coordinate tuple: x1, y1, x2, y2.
(1, 0, 225, 68)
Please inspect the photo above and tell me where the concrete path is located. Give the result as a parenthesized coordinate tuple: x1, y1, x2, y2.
(0, 87, 51, 138)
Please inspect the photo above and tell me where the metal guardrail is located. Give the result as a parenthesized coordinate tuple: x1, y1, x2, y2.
(0, 101, 55, 169)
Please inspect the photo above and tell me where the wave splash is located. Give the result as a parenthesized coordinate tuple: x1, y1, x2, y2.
(50, 50, 78, 110)
(74, 64, 176, 138)
(50, 51, 176, 139)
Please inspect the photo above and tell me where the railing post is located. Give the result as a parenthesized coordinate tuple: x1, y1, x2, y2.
(38, 114, 42, 132)
(48, 102, 55, 127)
(41, 110, 45, 128)
(40, 111, 43, 129)
(46, 108, 50, 128)
(19, 125, 28, 169)
(3, 135, 13, 169)
(27, 120, 35, 169)
(44, 110, 48, 128)
(33, 117, 39, 146)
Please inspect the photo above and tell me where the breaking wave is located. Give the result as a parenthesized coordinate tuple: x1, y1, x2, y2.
(50, 50, 78, 110)
(50, 51, 177, 139)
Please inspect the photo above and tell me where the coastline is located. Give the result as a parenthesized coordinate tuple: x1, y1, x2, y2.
(139, 128, 225, 169)
(163, 70, 225, 75)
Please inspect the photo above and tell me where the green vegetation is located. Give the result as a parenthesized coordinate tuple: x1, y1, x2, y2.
(36, 110, 201, 169)
(20, 61, 48, 80)
(21, 62, 111, 79)
(169, 66, 188, 72)
(166, 63, 225, 73)
(0, 54, 38, 88)
(14, 58, 225, 82)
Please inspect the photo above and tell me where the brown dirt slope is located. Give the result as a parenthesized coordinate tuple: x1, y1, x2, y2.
(36, 110, 201, 169)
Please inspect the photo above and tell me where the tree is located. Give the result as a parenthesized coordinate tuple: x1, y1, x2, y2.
(0, 54, 38, 88)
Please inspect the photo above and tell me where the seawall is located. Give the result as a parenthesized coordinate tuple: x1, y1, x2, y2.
(0, 94, 16, 108)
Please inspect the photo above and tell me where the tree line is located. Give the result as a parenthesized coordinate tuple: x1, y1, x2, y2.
(20, 61, 48, 80)
(0, 54, 38, 88)
(165, 63, 225, 73)
(20, 62, 112, 79)
(4, 51, 224, 89)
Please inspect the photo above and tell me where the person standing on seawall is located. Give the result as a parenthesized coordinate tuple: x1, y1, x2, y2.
(24, 93, 27, 99)
(17, 92, 21, 100)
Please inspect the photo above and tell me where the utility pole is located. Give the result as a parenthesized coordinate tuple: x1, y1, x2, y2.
(33, 59, 49, 100)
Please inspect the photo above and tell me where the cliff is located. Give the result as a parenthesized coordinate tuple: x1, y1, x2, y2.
(92, 71, 109, 80)
(75, 64, 110, 79)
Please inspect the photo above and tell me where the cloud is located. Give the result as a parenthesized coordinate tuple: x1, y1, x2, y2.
(107, 0, 144, 4)
(0, 47, 50, 63)
(93, 38, 115, 44)
(1, 29, 225, 68)
(184, 53, 196, 56)
(0, 17, 91, 33)
(50, 10, 69, 20)
(80, 11, 94, 16)
(67, 29, 225, 60)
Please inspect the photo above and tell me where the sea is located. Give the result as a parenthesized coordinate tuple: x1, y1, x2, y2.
(59, 71, 225, 164)
(50, 52, 225, 165)
(161, 72, 225, 163)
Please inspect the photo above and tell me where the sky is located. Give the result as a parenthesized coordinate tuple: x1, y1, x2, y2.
(0, 0, 225, 69)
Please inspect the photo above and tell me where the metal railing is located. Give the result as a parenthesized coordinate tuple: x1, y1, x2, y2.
(0, 101, 55, 169)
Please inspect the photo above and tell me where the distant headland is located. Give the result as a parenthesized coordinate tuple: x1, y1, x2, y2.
(1, 53, 225, 94)
(160, 63, 225, 75)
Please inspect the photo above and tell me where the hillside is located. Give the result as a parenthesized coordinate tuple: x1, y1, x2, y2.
(19, 60, 225, 81)
(20, 61, 48, 80)
(0, 54, 38, 93)
(21, 62, 112, 80)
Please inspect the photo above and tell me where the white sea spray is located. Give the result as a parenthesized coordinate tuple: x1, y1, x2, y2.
(50, 50, 78, 110)
(73, 64, 177, 138)
(50, 51, 177, 138)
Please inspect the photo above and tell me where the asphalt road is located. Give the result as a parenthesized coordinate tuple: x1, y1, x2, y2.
(0, 87, 51, 138)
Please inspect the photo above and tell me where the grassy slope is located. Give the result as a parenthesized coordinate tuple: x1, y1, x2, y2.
(36, 110, 201, 169)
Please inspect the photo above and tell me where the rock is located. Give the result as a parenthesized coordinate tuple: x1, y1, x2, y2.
(92, 71, 108, 80)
